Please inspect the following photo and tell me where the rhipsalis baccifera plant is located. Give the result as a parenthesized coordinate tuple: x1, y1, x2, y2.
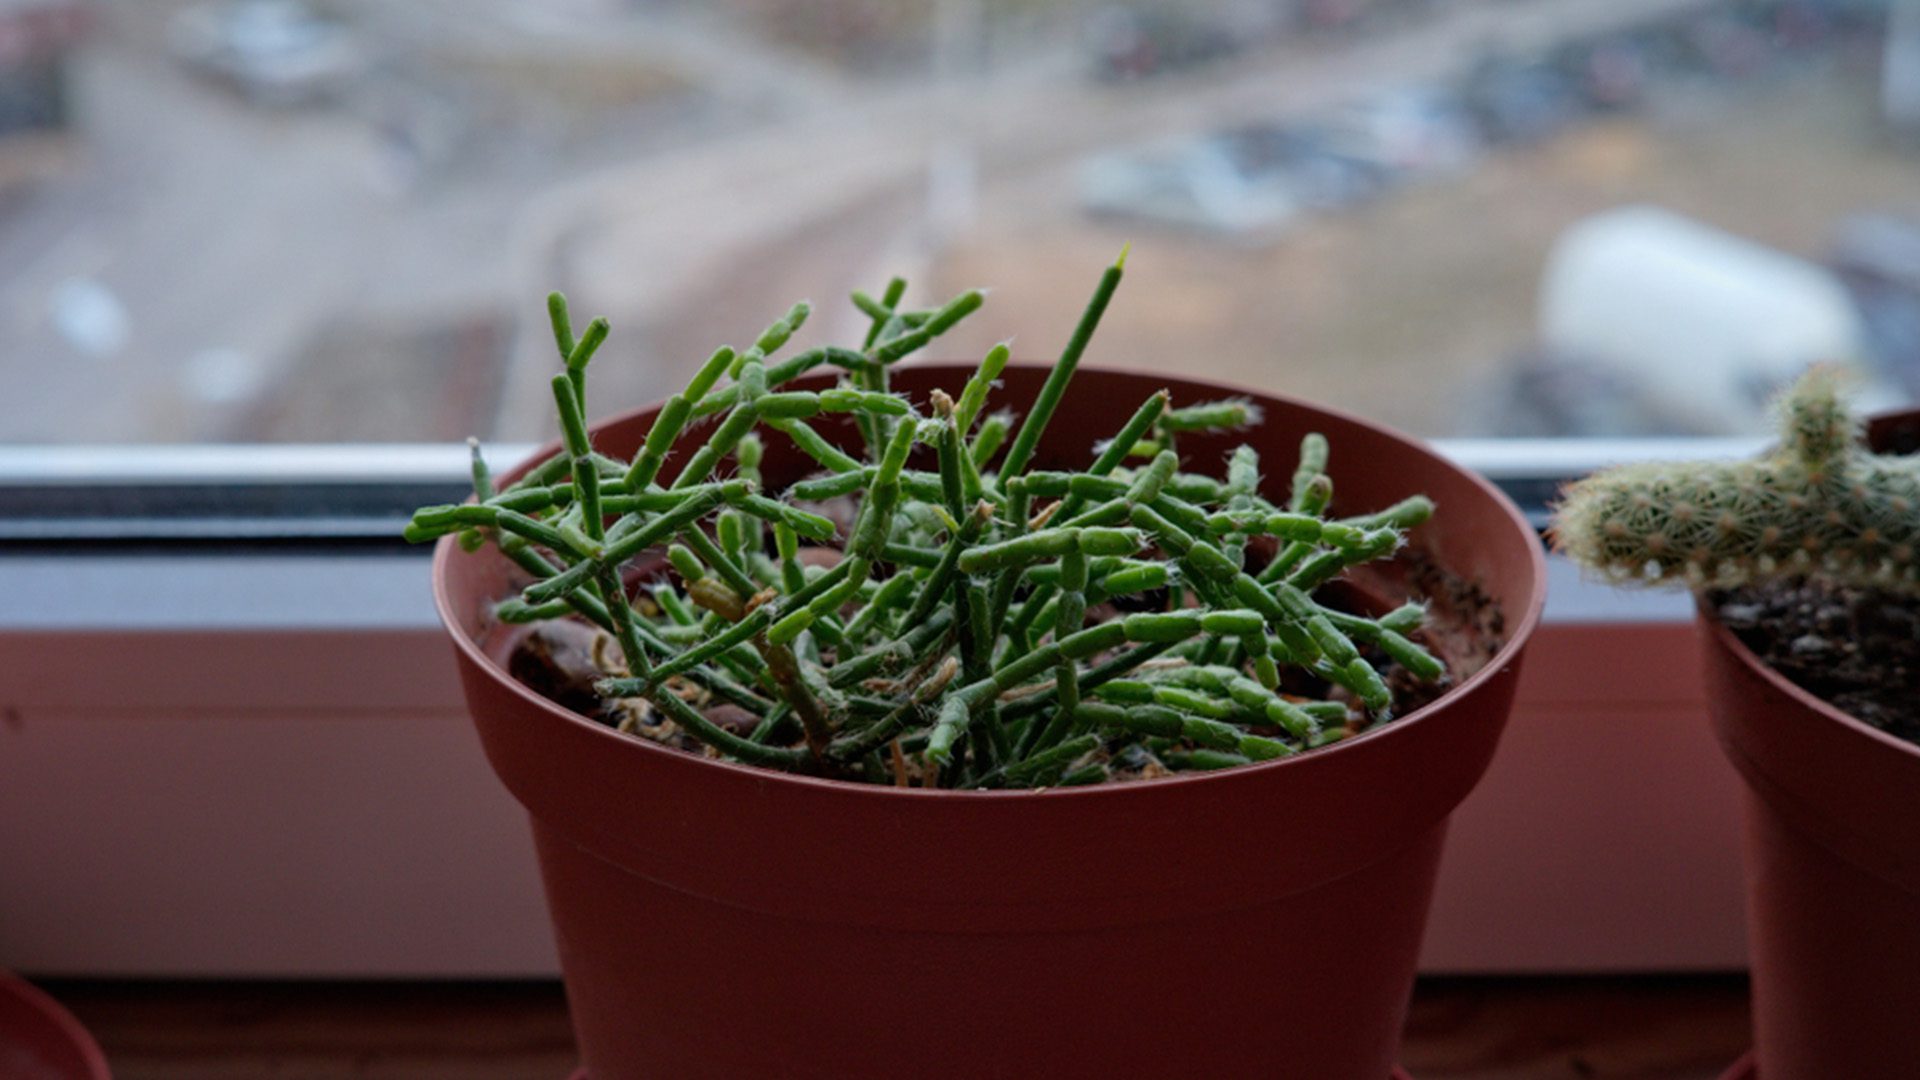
(1553, 368, 1920, 592)
(408, 252, 1451, 788)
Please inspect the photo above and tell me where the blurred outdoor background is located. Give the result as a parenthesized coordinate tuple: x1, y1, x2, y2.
(1, 0, 1917, 443)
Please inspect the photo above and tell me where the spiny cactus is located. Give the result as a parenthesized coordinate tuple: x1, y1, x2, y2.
(1553, 368, 1920, 591)
(409, 255, 1451, 788)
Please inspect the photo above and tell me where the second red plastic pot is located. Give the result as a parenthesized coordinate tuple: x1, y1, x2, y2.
(1699, 408, 1920, 1080)
(0, 973, 111, 1080)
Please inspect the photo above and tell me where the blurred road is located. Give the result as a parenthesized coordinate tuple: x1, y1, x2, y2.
(0, 0, 1725, 443)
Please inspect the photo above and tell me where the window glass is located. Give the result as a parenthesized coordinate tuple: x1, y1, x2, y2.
(1, 0, 1913, 444)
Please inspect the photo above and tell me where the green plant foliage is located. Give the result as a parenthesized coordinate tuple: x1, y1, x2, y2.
(1554, 368, 1920, 592)
(408, 256, 1448, 787)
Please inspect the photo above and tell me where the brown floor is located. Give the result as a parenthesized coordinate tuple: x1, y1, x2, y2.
(41, 976, 1751, 1079)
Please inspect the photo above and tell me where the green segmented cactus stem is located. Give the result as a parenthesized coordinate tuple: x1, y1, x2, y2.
(1553, 368, 1920, 591)
(410, 254, 1450, 787)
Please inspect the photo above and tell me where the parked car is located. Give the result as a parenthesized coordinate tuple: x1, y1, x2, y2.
(1460, 53, 1586, 144)
(1212, 122, 1393, 210)
(1089, 82, 1474, 240)
(1679, 10, 1777, 79)
(1539, 205, 1895, 433)
(168, 0, 363, 108)
(1080, 139, 1300, 240)
(1085, 6, 1239, 81)
(1552, 35, 1655, 110)
(1294, 0, 1376, 32)
(1759, 0, 1842, 48)
(1311, 85, 1481, 178)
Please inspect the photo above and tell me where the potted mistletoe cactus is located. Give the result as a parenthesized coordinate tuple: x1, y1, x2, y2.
(1555, 369, 1920, 1080)
(414, 254, 1545, 1080)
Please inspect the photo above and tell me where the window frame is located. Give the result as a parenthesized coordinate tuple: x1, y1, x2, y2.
(0, 436, 1767, 539)
(0, 437, 1757, 627)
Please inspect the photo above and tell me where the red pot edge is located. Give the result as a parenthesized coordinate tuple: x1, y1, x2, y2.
(1696, 601, 1920, 765)
(568, 1060, 1429, 1076)
(432, 361, 1549, 802)
(1718, 1050, 1757, 1079)
(0, 971, 112, 1080)
(565, 1059, 1432, 1077)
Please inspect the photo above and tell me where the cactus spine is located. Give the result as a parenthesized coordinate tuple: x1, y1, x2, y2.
(1552, 369, 1920, 591)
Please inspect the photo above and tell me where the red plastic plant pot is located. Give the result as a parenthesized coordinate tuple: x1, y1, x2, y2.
(435, 365, 1547, 1080)
(1699, 409, 1920, 1080)
(0, 972, 111, 1080)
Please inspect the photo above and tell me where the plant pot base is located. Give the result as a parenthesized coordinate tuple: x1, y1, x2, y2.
(568, 1060, 1428, 1068)
(1719, 1051, 1757, 1078)
(0, 972, 111, 1080)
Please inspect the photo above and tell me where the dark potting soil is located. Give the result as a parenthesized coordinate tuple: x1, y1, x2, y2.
(1709, 580, 1920, 744)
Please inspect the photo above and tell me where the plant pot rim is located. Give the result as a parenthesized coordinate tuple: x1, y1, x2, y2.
(433, 361, 1547, 800)
(0, 970, 111, 1080)
(1696, 598, 1920, 763)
